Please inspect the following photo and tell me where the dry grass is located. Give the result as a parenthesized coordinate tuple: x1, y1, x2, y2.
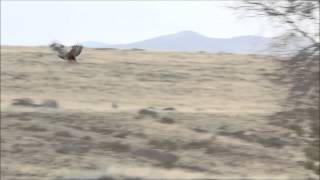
(1, 46, 318, 179)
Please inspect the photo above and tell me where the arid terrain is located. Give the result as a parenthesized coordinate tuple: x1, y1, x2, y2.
(1, 46, 318, 179)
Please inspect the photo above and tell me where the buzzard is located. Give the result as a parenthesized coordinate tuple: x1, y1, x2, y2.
(49, 42, 83, 62)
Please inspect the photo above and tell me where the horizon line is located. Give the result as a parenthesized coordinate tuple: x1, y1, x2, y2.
(1, 31, 277, 46)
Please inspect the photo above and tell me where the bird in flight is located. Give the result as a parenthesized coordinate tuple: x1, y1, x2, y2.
(49, 42, 83, 63)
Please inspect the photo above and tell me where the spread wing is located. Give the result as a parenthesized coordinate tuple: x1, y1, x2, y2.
(49, 42, 68, 57)
(67, 45, 83, 57)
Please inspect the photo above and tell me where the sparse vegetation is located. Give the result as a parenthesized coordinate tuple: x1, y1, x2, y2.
(287, 124, 305, 136)
(304, 146, 320, 162)
(11, 98, 37, 107)
(302, 160, 320, 175)
(54, 131, 74, 138)
(232, 2, 319, 175)
(41, 99, 59, 108)
(162, 107, 175, 111)
(20, 125, 47, 132)
(98, 141, 131, 153)
(131, 148, 179, 166)
(1, 46, 317, 178)
(205, 146, 230, 155)
(219, 130, 288, 148)
(160, 117, 175, 124)
(95, 48, 118, 51)
(130, 48, 145, 51)
(148, 139, 178, 150)
(183, 140, 212, 150)
(138, 108, 158, 118)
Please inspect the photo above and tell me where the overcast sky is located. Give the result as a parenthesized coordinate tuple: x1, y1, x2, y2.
(1, 1, 284, 45)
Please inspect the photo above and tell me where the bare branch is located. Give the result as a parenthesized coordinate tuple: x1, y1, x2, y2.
(232, 0, 319, 44)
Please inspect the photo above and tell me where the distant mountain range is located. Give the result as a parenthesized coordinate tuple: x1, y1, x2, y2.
(82, 31, 309, 54)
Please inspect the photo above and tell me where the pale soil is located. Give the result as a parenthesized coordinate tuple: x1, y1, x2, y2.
(1, 46, 317, 179)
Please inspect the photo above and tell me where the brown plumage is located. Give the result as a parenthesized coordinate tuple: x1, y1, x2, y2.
(49, 43, 83, 63)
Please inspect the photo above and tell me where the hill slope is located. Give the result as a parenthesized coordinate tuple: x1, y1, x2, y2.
(83, 31, 272, 53)
(1, 46, 317, 179)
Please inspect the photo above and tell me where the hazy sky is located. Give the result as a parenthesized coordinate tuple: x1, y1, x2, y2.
(1, 1, 284, 45)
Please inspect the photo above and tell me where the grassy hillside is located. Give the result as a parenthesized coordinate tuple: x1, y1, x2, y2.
(1, 46, 318, 179)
